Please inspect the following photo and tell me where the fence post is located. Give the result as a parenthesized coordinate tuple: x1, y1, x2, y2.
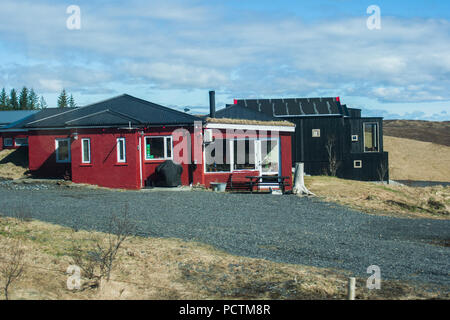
(347, 277, 356, 300)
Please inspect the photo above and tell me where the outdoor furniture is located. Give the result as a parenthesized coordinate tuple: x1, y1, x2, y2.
(246, 176, 290, 194)
(228, 174, 290, 194)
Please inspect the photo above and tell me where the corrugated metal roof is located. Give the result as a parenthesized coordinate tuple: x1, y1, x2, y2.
(0, 110, 39, 127)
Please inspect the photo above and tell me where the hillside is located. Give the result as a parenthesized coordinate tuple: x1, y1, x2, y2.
(384, 136, 450, 182)
(384, 120, 450, 147)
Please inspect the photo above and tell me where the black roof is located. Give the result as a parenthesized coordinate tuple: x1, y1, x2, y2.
(234, 97, 345, 117)
(3, 94, 202, 130)
(214, 104, 278, 121)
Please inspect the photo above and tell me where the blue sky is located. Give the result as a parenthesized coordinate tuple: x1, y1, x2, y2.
(0, 0, 449, 120)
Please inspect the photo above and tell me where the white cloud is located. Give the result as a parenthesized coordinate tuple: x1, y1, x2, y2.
(0, 0, 449, 112)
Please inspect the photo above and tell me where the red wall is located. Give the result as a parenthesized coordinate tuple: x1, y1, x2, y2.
(71, 129, 141, 189)
(140, 127, 193, 187)
(0, 132, 29, 150)
(28, 131, 72, 178)
(26, 126, 293, 191)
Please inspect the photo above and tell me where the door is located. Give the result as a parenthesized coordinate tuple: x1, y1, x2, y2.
(258, 138, 281, 189)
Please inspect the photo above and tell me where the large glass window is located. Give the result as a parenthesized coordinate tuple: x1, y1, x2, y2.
(364, 123, 379, 152)
(81, 138, 91, 163)
(145, 136, 173, 160)
(261, 139, 279, 173)
(233, 139, 256, 170)
(117, 138, 126, 163)
(205, 139, 231, 172)
(55, 138, 71, 163)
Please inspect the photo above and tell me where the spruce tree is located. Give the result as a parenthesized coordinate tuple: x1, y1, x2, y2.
(57, 89, 68, 108)
(9, 89, 19, 110)
(0, 88, 8, 110)
(68, 94, 76, 108)
(27, 88, 39, 110)
(38, 96, 48, 109)
(19, 87, 29, 110)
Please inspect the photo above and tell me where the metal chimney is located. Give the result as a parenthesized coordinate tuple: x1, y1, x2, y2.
(209, 90, 215, 118)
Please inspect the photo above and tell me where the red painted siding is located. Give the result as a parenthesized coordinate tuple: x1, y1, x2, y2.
(71, 129, 140, 189)
(28, 131, 72, 178)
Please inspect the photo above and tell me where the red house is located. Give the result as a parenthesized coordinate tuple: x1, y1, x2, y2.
(2, 94, 294, 190)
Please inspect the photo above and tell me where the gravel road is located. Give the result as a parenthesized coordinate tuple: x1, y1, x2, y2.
(0, 182, 449, 287)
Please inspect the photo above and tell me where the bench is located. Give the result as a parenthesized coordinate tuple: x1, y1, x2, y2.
(246, 176, 290, 194)
(228, 175, 290, 194)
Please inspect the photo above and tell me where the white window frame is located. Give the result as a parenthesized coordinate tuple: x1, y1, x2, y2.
(232, 138, 257, 171)
(351, 135, 359, 142)
(144, 136, 173, 161)
(81, 138, 91, 164)
(204, 139, 233, 173)
(354, 160, 362, 168)
(14, 137, 28, 147)
(3, 138, 13, 147)
(117, 138, 126, 163)
(55, 138, 71, 163)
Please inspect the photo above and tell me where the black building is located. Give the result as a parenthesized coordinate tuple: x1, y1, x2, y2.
(215, 97, 389, 182)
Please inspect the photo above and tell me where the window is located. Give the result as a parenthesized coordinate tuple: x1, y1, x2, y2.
(261, 139, 279, 173)
(81, 138, 91, 163)
(351, 135, 358, 142)
(205, 139, 231, 172)
(3, 138, 13, 147)
(14, 138, 28, 146)
(233, 139, 256, 170)
(364, 123, 379, 152)
(312, 129, 321, 138)
(145, 136, 173, 160)
(117, 138, 126, 163)
(55, 138, 71, 163)
(354, 160, 362, 168)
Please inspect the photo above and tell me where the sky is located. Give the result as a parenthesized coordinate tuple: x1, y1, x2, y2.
(0, 0, 449, 120)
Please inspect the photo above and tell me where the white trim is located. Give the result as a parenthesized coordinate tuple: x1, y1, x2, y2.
(55, 138, 71, 163)
(354, 160, 362, 168)
(351, 134, 359, 142)
(81, 138, 91, 163)
(144, 136, 173, 161)
(14, 137, 28, 147)
(139, 136, 143, 187)
(205, 123, 295, 132)
(117, 138, 126, 163)
(3, 137, 13, 147)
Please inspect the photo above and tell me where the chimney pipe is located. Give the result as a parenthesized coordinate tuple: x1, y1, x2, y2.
(209, 90, 215, 118)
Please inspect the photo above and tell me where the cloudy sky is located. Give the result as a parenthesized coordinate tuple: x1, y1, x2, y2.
(0, 0, 449, 120)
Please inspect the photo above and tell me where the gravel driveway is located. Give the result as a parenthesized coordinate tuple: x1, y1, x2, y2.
(0, 182, 449, 287)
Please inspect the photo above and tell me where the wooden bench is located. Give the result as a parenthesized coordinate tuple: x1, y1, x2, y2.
(246, 176, 290, 194)
(228, 175, 290, 194)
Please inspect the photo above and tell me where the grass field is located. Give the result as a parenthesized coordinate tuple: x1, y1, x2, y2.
(384, 120, 450, 147)
(0, 148, 29, 180)
(0, 216, 446, 300)
(304, 176, 449, 220)
(384, 136, 450, 182)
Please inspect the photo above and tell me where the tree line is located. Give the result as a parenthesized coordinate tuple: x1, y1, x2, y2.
(0, 87, 77, 110)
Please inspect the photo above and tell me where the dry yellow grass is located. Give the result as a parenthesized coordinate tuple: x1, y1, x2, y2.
(305, 176, 450, 220)
(0, 149, 30, 180)
(0, 216, 444, 300)
(384, 136, 450, 182)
